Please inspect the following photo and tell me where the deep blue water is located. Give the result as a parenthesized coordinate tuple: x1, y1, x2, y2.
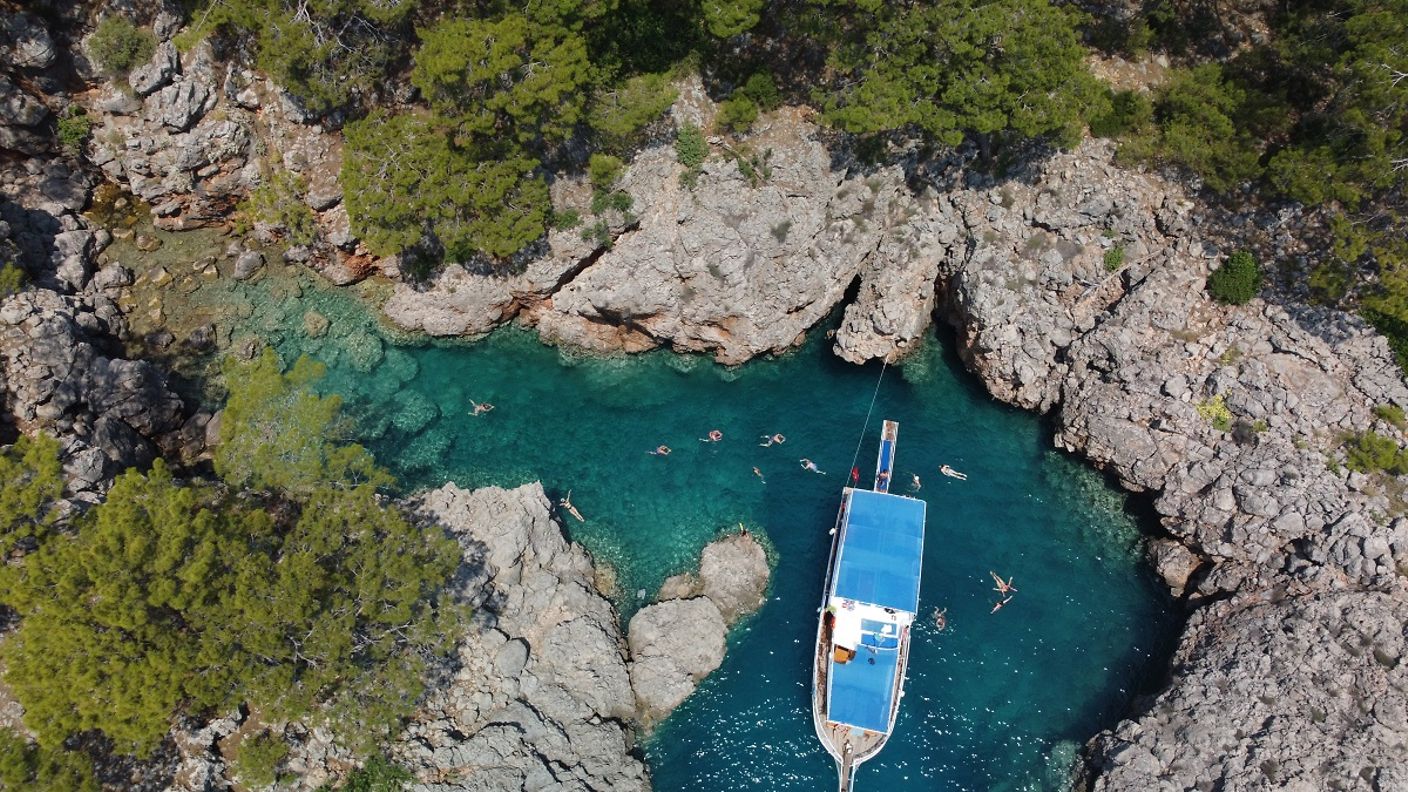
(199, 269, 1175, 791)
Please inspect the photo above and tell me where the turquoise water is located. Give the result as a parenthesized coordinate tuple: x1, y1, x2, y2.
(187, 267, 1174, 791)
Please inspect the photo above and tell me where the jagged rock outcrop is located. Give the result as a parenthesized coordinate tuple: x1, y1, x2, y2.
(398, 483, 648, 792)
(1086, 590, 1408, 792)
(626, 531, 771, 724)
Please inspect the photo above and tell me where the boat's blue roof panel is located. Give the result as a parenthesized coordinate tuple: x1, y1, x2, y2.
(828, 646, 900, 733)
(834, 489, 925, 613)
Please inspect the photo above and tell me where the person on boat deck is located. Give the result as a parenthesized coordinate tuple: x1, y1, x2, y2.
(940, 464, 968, 480)
(648, 445, 671, 456)
(877, 470, 891, 486)
(800, 458, 826, 474)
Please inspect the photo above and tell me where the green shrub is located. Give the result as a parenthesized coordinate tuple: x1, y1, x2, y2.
(551, 208, 582, 230)
(675, 123, 707, 169)
(740, 72, 782, 111)
(0, 732, 97, 792)
(581, 219, 613, 249)
(590, 190, 633, 215)
(89, 16, 156, 78)
(716, 94, 759, 133)
(0, 261, 26, 298)
(232, 733, 289, 789)
(588, 153, 624, 189)
(1103, 245, 1126, 272)
(1374, 404, 1408, 429)
(57, 108, 93, 154)
(588, 72, 679, 151)
(240, 170, 317, 247)
(1207, 250, 1262, 305)
(1344, 430, 1408, 475)
(1089, 89, 1152, 138)
(1196, 394, 1234, 431)
(319, 755, 413, 792)
(0, 432, 63, 557)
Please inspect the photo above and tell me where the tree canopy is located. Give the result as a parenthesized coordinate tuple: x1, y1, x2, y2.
(0, 433, 63, 557)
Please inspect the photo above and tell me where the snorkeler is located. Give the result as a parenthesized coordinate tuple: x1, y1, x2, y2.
(940, 464, 968, 480)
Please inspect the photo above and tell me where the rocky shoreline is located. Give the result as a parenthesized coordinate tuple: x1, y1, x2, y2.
(1, 6, 1404, 790)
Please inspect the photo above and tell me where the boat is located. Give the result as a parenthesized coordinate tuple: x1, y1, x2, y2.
(811, 419, 926, 791)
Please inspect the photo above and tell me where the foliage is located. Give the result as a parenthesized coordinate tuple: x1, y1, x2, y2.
(240, 170, 317, 246)
(1207, 250, 1262, 305)
(1344, 430, 1408, 474)
(587, 71, 679, 151)
(89, 16, 155, 78)
(0, 433, 63, 557)
(717, 94, 759, 133)
(588, 153, 625, 189)
(551, 208, 583, 229)
(1103, 246, 1126, 272)
(232, 732, 290, 788)
(1196, 394, 1234, 432)
(179, 0, 419, 113)
(820, 0, 1102, 148)
(0, 732, 97, 792)
(0, 355, 464, 759)
(215, 348, 387, 494)
(342, 111, 550, 261)
(701, 0, 765, 37)
(1374, 404, 1407, 429)
(590, 189, 633, 215)
(412, 15, 592, 148)
(1089, 89, 1152, 139)
(0, 262, 23, 298)
(56, 108, 93, 155)
(675, 122, 707, 187)
(318, 755, 413, 792)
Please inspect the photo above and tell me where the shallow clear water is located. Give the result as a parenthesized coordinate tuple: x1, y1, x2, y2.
(178, 265, 1174, 792)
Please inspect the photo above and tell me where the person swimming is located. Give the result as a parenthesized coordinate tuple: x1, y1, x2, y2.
(990, 596, 1012, 614)
(468, 399, 495, 416)
(932, 607, 947, 630)
(759, 433, 786, 447)
(648, 445, 671, 456)
(559, 489, 585, 522)
(910, 473, 922, 491)
(701, 429, 723, 442)
(800, 458, 826, 475)
(940, 464, 968, 480)
(752, 466, 765, 483)
(990, 571, 1017, 596)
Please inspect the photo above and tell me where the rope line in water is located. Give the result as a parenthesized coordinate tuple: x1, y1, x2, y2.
(847, 358, 888, 484)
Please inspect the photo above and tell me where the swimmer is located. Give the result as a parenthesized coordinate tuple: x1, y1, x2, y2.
(800, 458, 826, 475)
(752, 466, 766, 483)
(990, 571, 1017, 596)
(940, 464, 968, 481)
(648, 445, 672, 456)
(559, 489, 585, 522)
(701, 429, 724, 442)
(932, 607, 947, 631)
(910, 473, 922, 492)
(759, 433, 786, 447)
(468, 399, 495, 416)
(990, 596, 1012, 614)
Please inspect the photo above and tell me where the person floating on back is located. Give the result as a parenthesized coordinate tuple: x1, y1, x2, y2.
(940, 464, 967, 480)
(559, 489, 585, 522)
(990, 571, 1017, 596)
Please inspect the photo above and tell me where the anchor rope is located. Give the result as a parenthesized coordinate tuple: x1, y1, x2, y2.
(846, 357, 888, 484)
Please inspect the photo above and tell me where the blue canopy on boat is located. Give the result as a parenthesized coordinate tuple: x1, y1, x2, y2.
(833, 489, 925, 613)
(828, 642, 901, 733)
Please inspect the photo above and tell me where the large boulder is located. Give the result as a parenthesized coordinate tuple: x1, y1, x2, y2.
(699, 532, 770, 623)
(627, 597, 727, 723)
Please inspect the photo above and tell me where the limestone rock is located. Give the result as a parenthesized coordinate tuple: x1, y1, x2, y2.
(0, 13, 56, 71)
(129, 41, 180, 97)
(699, 532, 770, 623)
(627, 597, 727, 723)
